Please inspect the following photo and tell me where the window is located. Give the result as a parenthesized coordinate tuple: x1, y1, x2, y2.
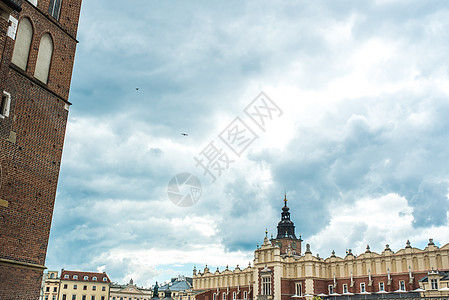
(11, 18, 33, 70)
(64, 275, 69, 279)
(62, 295, 66, 300)
(45, 296, 49, 300)
(431, 279, 438, 290)
(233, 292, 236, 300)
(72, 296, 76, 300)
(92, 286, 96, 291)
(64, 284, 68, 289)
(262, 276, 271, 296)
(73, 275, 78, 280)
(296, 283, 302, 296)
(360, 283, 366, 293)
(74, 285, 77, 290)
(91, 296, 95, 300)
(84, 276, 89, 281)
(93, 276, 97, 281)
(101, 297, 105, 300)
(328, 285, 333, 294)
(103, 277, 108, 282)
(102, 286, 106, 291)
(34, 33, 53, 84)
(379, 282, 384, 291)
(400, 281, 405, 291)
(112, 298, 116, 300)
(343, 284, 348, 294)
(83, 286, 87, 290)
(53, 296, 56, 300)
(213, 293, 216, 300)
(244, 291, 247, 299)
(46, 287, 50, 292)
(82, 296, 86, 300)
(48, 0, 62, 20)
(54, 287, 57, 292)
(222, 292, 226, 300)
(50, 273, 55, 279)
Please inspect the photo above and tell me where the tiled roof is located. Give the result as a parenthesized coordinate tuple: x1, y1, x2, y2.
(61, 270, 111, 283)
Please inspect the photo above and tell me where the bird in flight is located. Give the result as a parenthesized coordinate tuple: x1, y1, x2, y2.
(136, 87, 139, 90)
(181, 133, 188, 136)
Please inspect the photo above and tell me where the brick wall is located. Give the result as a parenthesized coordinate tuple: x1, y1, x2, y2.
(0, 0, 82, 298)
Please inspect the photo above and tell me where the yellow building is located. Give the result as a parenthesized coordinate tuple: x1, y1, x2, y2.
(43, 270, 111, 300)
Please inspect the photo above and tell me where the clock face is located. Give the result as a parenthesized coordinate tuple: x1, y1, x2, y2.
(292, 242, 297, 249)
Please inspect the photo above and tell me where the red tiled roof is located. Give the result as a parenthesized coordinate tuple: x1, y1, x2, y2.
(61, 270, 111, 283)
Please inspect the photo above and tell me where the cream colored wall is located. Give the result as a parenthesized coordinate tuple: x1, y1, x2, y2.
(193, 242, 449, 292)
(59, 281, 109, 300)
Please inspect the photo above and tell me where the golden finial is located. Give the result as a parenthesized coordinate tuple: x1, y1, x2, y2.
(265, 228, 268, 237)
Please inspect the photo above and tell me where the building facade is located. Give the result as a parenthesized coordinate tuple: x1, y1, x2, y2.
(109, 278, 152, 300)
(193, 196, 449, 300)
(42, 270, 111, 300)
(0, 0, 82, 299)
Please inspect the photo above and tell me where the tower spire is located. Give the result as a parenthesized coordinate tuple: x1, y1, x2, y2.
(284, 193, 287, 207)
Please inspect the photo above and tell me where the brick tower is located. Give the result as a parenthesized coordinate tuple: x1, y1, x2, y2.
(0, 0, 82, 298)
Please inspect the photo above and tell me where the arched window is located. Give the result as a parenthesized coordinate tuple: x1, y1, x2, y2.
(34, 33, 53, 83)
(73, 275, 78, 280)
(11, 18, 33, 71)
(48, 0, 62, 20)
(50, 273, 55, 279)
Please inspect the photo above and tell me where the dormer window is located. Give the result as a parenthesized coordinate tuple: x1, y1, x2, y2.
(84, 276, 89, 280)
(102, 277, 107, 282)
(73, 275, 78, 280)
(92, 277, 97, 281)
(64, 275, 69, 279)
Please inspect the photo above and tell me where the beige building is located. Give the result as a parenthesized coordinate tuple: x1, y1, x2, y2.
(42, 270, 111, 300)
(109, 279, 152, 300)
(193, 196, 449, 300)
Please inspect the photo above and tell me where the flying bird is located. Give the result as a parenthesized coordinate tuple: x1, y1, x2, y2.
(136, 87, 139, 90)
(181, 133, 188, 136)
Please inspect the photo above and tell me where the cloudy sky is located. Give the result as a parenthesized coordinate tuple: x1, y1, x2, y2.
(46, 0, 449, 288)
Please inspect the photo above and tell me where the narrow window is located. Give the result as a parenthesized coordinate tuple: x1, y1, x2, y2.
(328, 285, 333, 294)
(102, 286, 106, 291)
(431, 279, 438, 290)
(46, 287, 50, 292)
(62, 295, 66, 300)
(53, 296, 56, 300)
(93, 286, 96, 291)
(343, 284, 348, 294)
(72, 296, 76, 300)
(262, 276, 271, 296)
(53, 287, 57, 292)
(82, 296, 86, 300)
(48, 0, 62, 20)
(101, 297, 105, 300)
(379, 282, 384, 291)
(233, 292, 236, 300)
(91, 296, 95, 300)
(64, 284, 68, 289)
(11, 18, 33, 70)
(222, 292, 226, 300)
(83, 286, 87, 290)
(360, 283, 366, 293)
(296, 283, 302, 296)
(400, 281, 405, 291)
(244, 291, 247, 299)
(213, 293, 216, 300)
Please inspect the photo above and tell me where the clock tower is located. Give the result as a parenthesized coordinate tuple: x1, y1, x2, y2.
(271, 195, 303, 255)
